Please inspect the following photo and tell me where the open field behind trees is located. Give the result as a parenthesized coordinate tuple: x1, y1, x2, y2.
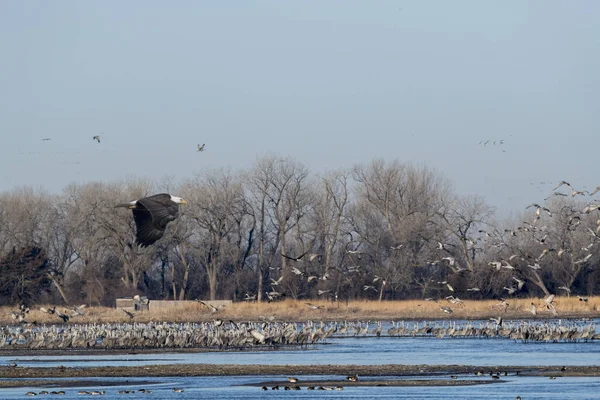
(1, 297, 598, 325)
(0, 155, 599, 309)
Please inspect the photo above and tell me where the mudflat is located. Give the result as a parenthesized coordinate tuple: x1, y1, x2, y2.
(1, 363, 598, 379)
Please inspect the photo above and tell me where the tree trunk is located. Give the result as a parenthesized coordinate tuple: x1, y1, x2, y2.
(177, 244, 190, 300)
(257, 269, 263, 302)
(280, 224, 288, 274)
(171, 262, 177, 300)
(529, 271, 550, 296)
(48, 275, 69, 304)
(161, 258, 166, 298)
(208, 268, 217, 300)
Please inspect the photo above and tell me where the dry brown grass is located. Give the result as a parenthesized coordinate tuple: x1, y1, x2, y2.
(1, 296, 598, 325)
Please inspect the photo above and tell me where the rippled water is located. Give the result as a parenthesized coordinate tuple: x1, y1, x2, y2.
(4, 334, 600, 368)
(1, 318, 599, 399)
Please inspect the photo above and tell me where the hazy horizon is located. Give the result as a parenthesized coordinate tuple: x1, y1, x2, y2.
(1, 1, 598, 219)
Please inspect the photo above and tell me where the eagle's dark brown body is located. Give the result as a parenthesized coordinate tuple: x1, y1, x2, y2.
(116, 193, 187, 247)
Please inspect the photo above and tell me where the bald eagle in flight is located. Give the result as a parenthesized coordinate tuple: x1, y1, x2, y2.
(115, 193, 187, 247)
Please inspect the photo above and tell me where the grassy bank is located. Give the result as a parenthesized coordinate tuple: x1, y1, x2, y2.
(1, 296, 598, 325)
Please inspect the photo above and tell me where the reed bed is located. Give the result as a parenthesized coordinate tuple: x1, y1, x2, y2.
(1, 296, 598, 325)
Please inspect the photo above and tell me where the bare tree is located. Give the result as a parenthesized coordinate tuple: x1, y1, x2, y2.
(246, 155, 311, 300)
(350, 159, 451, 299)
(315, 169, 352, 275)
(182, 168, 248, 300)
(434, 195, 496, 272)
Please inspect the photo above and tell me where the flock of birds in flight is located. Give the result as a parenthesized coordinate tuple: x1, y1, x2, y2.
(248, 177, 600, 315)
(11, 133, 600, 322)
(420, 179, 600, 315)
(478, 139, 507, 152)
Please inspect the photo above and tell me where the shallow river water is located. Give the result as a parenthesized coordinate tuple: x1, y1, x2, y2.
(1, 318, 599, 399)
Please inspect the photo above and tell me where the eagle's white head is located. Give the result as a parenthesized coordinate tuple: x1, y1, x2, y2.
(170, 195, 188, 205)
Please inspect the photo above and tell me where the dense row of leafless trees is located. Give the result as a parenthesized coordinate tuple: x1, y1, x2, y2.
(0, 154, 598, 306)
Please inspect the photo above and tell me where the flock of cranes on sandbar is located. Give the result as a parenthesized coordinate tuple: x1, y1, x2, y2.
(1, 318, 598, 352)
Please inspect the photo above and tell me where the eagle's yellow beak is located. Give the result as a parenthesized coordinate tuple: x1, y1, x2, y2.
(180, 199, 188, 205)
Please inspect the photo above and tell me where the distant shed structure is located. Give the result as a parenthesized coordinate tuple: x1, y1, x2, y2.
(115, 298, 232, 313)
(149, 300, 232, 312)
(115, 298, 135, 311)
(115, 295, 149, 312)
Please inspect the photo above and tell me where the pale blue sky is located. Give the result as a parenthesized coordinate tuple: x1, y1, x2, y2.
(1, 1, 598, 215)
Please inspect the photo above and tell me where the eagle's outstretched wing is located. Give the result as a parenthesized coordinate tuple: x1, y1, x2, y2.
(133, 195, 178, 247)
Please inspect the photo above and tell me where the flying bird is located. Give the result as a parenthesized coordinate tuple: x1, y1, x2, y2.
(92, 135, 101, 143)
(503, 286, 517, 295)
(270, 276, 283, 286)
(557, 286, 571, 295)
(544, 294, 558, 316)
(281, 250, 321, 262)
(529, 302, 537, 316)
(41, 138, 51, 141)
(197, 143, 206, 152)
(115, 193, 187, 247)
(582, 204, 600, 214)
(442, 256, 456, 267)
(545, 192, 568, 201)
(553, 181, 573, 191)
(571, 190, 588, 197)
(489, 261, 502, 270)
(574, 253, 593, 265)
(197, 300, 226, 313)
(56, 310, 70, 323)
(512, 277, 525, 291)
(526, 204, 552, 218)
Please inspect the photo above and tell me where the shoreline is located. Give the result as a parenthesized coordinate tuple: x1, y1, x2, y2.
(2, 297, 598, 326)
(0, 379, 157, 389)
